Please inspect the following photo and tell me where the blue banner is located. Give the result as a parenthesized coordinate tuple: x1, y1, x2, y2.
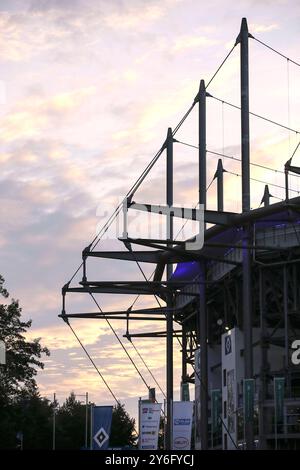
(92, 405, 113, 450)
(243, 379, 254, 422)
(211, 389, 222, 433)
(274, 377, 285, 424)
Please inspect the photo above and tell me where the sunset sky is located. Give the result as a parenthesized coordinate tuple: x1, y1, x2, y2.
(0, 0, 299, 421)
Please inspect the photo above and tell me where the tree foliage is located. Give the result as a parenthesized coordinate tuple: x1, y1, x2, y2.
(0, 276, 136, 449)
(0, 275, 50, 405)
(55, 392, 87, 449)
(0, 276, 51, 448)
(110, 402, 136, 448)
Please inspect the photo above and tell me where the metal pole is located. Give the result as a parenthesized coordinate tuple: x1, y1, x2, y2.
(242, 225, 254, 450)
(166, 127, 173, 450)
(239, 17, 251, 212)
(170, 397, 173, 450)
(199, 263, 208, 449)
(182, 323, 187, 384)
(215, 159, 224, 212)
(283, 266, 289, 395)
(52, 393, 56, 451)
(274, 382, 278, 450)
(261, 185, 271, 207)
(198, 79, 206, 214)
(283, 266, 289, 368)
(85, 392, 88, 449)
(210, 385, 213, 450)
(198, 78, 208, 450)
(258, 268, 267, 449)
(139, 397, 141, 449)
(238, 17, 254, 450)
(285, 169, 289, 201)
(90, 403, 93, 450)
(163, 398, 166, 451)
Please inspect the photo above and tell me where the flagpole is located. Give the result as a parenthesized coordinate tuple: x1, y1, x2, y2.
(163, 398, 166, 450)
(210, 384, 213, 450)
(85, 392, 88, 449)
(52, 392, 56, 451)
(138, 397, 141, 450)
(170, 398, 173, 450)
(274, 380, 278, 450)
(90, 403, 93, 450)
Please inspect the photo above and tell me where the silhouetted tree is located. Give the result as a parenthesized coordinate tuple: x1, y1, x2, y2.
(0, 275, 50, 449)
(13, 390, 52, 449)
(56, 392, 87, 449)
(109, 402, 136, 448)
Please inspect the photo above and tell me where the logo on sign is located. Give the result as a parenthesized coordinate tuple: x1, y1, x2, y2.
(225, 335, 232, 355)
(174, 436, 189, 449)
(174, 418, 190, 426)
(93, 427, 109, 448)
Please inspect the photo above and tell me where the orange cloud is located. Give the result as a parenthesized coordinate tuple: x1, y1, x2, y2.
(0, 87, 96, 142)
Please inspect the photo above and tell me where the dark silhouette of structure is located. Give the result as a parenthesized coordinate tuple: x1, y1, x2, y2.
(60, 18, 300, 450)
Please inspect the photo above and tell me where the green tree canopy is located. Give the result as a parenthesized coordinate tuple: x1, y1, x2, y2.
(0, 275, 51, 448)
(110, 402, 136, 448)
(0, 276, 137, 449)
(0, 275, 50, 404)
(55, 392, 87, 449)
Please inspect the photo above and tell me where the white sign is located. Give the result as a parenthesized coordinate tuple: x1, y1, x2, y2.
(172, 401, 194, 450)
(139, 402, 161, 450)
(0, 341, 5, 365)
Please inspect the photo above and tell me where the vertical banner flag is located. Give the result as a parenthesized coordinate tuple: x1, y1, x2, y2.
(243, 379, 254, 422)
(211, 389, 222, 433)
(92, 406, 113, 450)
(274, 377, 285, 424)
(139, 401, 161, 450)
(172, 401, 194, 450)
(181, 382, 190, 402)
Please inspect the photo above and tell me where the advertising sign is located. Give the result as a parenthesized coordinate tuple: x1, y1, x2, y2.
(139, 401, 161, 450)
(172, 401, 194, 450)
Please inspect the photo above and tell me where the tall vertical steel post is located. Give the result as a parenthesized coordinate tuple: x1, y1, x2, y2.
(215, 159, 224, 212)
(199, 79, 206, 212)
(85, 392, 89, 449)
(258, 268, 268, 449)
(166, 127, 174, 450)
(239, 17, 250, 213)
(199, 264, 208, 449)
(182, 323, 187, 384)
(238, 17, 254, 450)
(52, 392, 56, 450)
(283, 265, 290, 394)
(261, 185, 271, 207)
(90, 403, 93, 450)
(198, 79, 208, 449)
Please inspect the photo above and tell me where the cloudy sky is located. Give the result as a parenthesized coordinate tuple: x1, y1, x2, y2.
(0, 0, 299, 421)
